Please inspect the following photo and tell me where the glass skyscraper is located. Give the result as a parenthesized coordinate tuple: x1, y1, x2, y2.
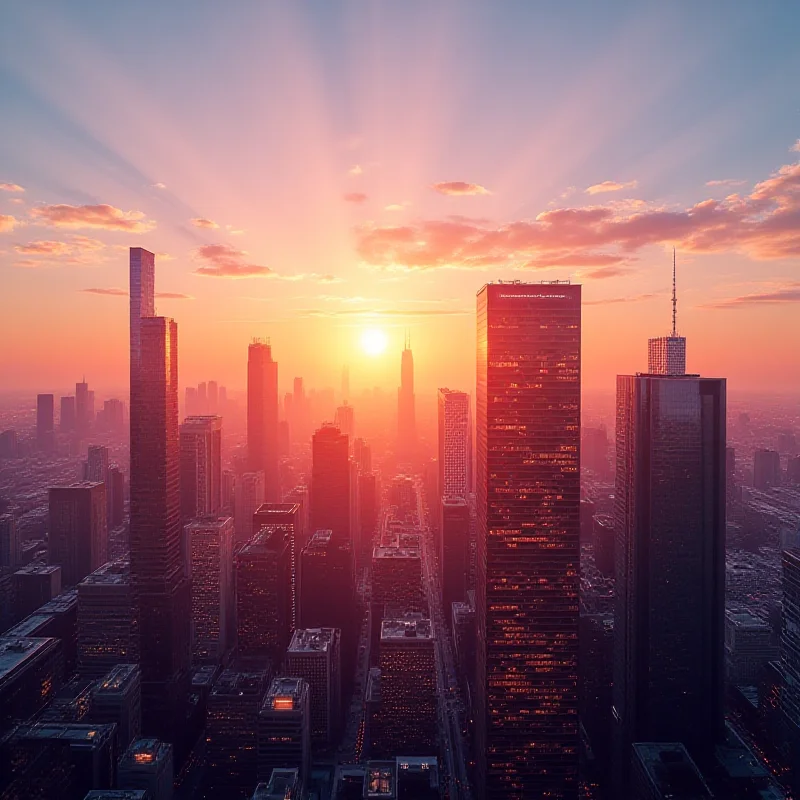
(248, 339, 279, 501)
(475, 281, 581, 800)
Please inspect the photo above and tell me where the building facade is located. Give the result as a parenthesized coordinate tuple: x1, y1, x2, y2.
(248, 340, 279, 501)
(179, 416, 222, 521)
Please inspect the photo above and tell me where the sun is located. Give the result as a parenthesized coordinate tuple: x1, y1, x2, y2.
(360, 327, 388, 357)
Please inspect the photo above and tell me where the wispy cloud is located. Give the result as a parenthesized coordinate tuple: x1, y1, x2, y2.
(348, 164, 363, 176)
(344, 192, 368, 204)
(791, 140, 800, 153)
(226, 224, 245, 236)
(584, 292, 659, 306)
(81, 287, 193, 300)
(30, 203, 155, 232)
(152, 182, 167, 190)
(578, 265, 632, 279)
(157, 291, 193, 300)
(193, 243, 273, 278)
(701, 283, 800, 309)
(12, 235, 105, 265)
(585, 180, 638, 195)
(0, 215, 19, 233)
(0, 183, 24, 193)
(431, 181, 490, 196)
(190, 217, 219, 229)
(706, 178, 747, 188)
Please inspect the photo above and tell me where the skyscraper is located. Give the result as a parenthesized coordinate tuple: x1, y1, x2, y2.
(310, 425, 351, 544)
(440, 497, 469, 620)
(647, 249, 687, 376)
(475, 281, 581, 800)
(397, 334, 416, 462)
(179, 415, 222, 521)
(754, 448, 782, 490)
(334, 402, 355, 440)
(613, 325, 726, 793)
(86, 444, 112, 526)
(76, 379, 91, 433)
(129, 309, 191, 742)
(129, 248, 155, 384)
(0, 514, 19, 568)
(37, 393, 55, 452)
(235, 471, 266, 546)
(60, 395, 76, 432)
(437, 388, 471, 500)
(248, 339, 279, 501)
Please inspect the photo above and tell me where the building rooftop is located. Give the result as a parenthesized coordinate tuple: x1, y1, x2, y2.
(364, 761, 396, 799)
(12, 722, 116, 747)
(211, 670, 268, 697)
(14, 563, 61, 577)
(373, 546, 420, 560)
(264, 676, 307, 710)
(119, 738, 172, 767)
(79, 560, 131, 587)
(633, 743, 712, 798)
(254, 503, 300, 516)
(255, 768, 301, 799)
(49, 481, 104, 492)
(726, 609, 770, 629)
(0, 637, 60, 686)
(4, 613, 53, 638)
(191, 664, 219, 689)
(240, 525, 290, 554)
(39, 588, 78, 613)
(181, 415, 222, 429)
(381, 615, 433, 641)
(309, 529, 333, 546)
(289, 627, 337, 653)
(95, 664, 140, 695)
(83, 792, 148, 800)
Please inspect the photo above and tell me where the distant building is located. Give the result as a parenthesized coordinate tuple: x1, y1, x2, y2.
(397, 336, 416, 463)
(60, 395, 76, 432)
(109, 468, 125, 528)
(179, 416, 222, 521)
(90, 663, 142, 753)
(0, 514, 19, 569)
(117, 738, 174, 800)
(354, 438, 372, 473)
(37, 393, 55, 452)
(593, 514, 615, 577)
(235, 471, 265, 546)
(248, 340, 280, 501)
(358, 473, 378, 559)
(310, 425, 351, 544)
(335, 403, 355, 440)
(725, 610, 778, 686)
(252, 769, 302, 799)
(440, 498, 469, 622)
(755, 449, 782, 490)
(437, 388, 471, 501)
(630, 742, 712, 800)
(14, 563, 62, 618)
(85, 445, 112, 528)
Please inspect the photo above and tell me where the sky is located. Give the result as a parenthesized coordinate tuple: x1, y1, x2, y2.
(1, 1, 799, 396)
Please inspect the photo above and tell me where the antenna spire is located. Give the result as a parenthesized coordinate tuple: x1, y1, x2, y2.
(671, 247, 677, 337)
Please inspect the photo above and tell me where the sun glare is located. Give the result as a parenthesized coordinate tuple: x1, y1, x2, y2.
(361, 327, 388, 357)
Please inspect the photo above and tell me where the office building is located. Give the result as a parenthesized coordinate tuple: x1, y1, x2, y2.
(397, 334, 416, 463)
(475, 281, 581, 799)
(186, 516, 234, 663)
(180, 416, 222, 521)
(48, 482, 107, 587)
(310, 425, 351, 544)
(781, 549, 800, 732)
(440, 497, 469, 620)
(110, 468, 125, 528)
(77, 560, 137, 678)
(37, 674, 94, 724)
(614, 326, 726, 793)
(85, 445, 112, 526)
(98, 398, 125, 431)
(335, 402, 355, 439)
(237, 527, 292, 668)
(14, 563, 62, 618)
(257, 676, 311, 787)
(754, 449, 782, 490)
(129, 247, 155, 382)
(0, 514, 19, 569)
(437, 388, 471, 500)
(117, 738, 174, 800)
(37, 393, 55, 452)
(61, 395, 76, 432)
(725, 610, 778, 686)
(129, 310, 191, 743)
(376, 615, 436, 756)
(0, 636, 63, 733)
(358, 473, 378, 559)
(252, 768, 302, 800)
(630, 743, 712, 800)
(286, 628, 341, 745)
(354, 438, 372, 473)
(647, 257, 687, 377)
(592, 513, 615, 577)
(235, 471, 265, 546)
(90, 664, 142, 753)
(452, 597, 476, 701)
(205, 670, 268, 798)
(76, 379, 91, 433)
(248, 340, 280, 501)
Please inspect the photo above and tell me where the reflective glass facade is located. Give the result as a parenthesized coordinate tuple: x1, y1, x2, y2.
(248, 341, 280, 502)
(475, 282, 580, 799)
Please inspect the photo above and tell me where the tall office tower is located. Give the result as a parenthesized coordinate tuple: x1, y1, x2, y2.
(437, 388, 471, 500)
(218, 385, 227, 409)
(310, 425, 351, 544)
(86, 444, 112, 526)
(237, 526, 292, 669)
(206, 670, 269, 798)
(647, 250, 687, 377)
(349, 459, 360, 546)
(788, 456, 800, 485)
(453, 596, 476, 700)
(354, 438, 372, 473)
(613, 332, 726, 794)
(0, 514, 18, 568)
(358, 473, 378, 558)
(76, 379, 91, 432)
(179, 416, 222, 521)
(77, 560, 138, 678)
(397, 334, 416, 462)
(110, 467, 125, 527)
(100, 398, 125, 431)
(286, 628, 342, 746)
(334, 402, 355, 440)
(724, 610, 778, 686)
(440, 497, 469, 619)
(130, 249, 155, 380)
(186, 516, 234, 663)
(388, 475, 416, 517)
(13, 564, 62, 618)
(284, 485, 310, 554)
(118, 738, 174, 800)
(129, 314, 191, 743)
(184, 386, 198, 418)
(48, 481, 107, 586)
(292, 377, 308, 443)
(248, 340, 280, 501)
(207, 380, 218, 414)
(60, 395, 76, 432)
(754, 448, 782, 490)
(630, 743, 712, 800)
(257, 676, 311, 788)
(235, 471, 266, 545)
(90, 664, 142, 753)
(37, 393, 55, 452)
(377, 615, 437, 756)
(197, 381, 208, 415)
(299, 530, 355, 631)
(475, 281, 581, 800)
(253, 503, 300, 631)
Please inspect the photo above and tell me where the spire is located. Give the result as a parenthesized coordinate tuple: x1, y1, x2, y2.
(672, 247, 677, 337)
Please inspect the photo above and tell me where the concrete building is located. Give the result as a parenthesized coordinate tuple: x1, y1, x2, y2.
(117, 738, 174, 800)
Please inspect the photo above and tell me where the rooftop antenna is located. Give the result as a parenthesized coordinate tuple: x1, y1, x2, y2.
(671, 247, 677, 337)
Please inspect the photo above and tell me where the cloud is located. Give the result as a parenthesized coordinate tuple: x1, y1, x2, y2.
(0, 183, 24, 193)
(157, 291, 193, 300)
(584, 293, 660, 306)
(431, 181, 490, 196)
(226, 224, 245, 236)
(317, 274, 343, 284)
(152, 182, 167, 190)
(344, 192, 368, 204)
(190, 217, 219, 229)
(15, 240, 72, 256)
(81, 287, 193, 300)
(193, 243, 273, 278)
(792, 140, 800, 153)
(12, 235, 105, 264)
(30, 203, 155, 232)
(578, 265, 632, 279)
(348, 165, 363, 176)
(706, 179, 746, 188)
(0, 215, 19, 233)
(701, 283, 800, 309)
(355, 157, 800, 270)
(585, 180, 638, 195)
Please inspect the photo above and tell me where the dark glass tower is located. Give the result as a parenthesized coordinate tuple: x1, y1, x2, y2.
(475, 281, 581, 800)
(248, 340, 279, 501)
(397, 334, 416, 463)
(36, 393, 54, 452)
(612, 356, 726, 793)
(310, 425, 351, 544)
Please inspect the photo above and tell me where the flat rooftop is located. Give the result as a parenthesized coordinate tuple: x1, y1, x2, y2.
(726, 610, 770, 628)
(0, 637, 60, 685)
(265, 676, 307, 709)
(184, 516, 233, 531)
(79, 560, 130, 586)
(4, 614, 53, 638)
(119, 738, 172, 766)
(289, 628, 337, 653)
(262, 768, 300, 798)
(373, 546, 420, 560)
(13, 722, 116, 746)
(84, 792, 148, 800)
(14, 563, 61, 577)
(39, 588, 78, 613)
(365, 761, 396, 799)
(95, 664, 140, 694)
(633, 743, 712, 798)
(309, 529, 333, 546)
(381, 616, 433, 641)
(255, 503, 300, 516)
(49, 480, 104, 491)
(211, 670, 267, 697)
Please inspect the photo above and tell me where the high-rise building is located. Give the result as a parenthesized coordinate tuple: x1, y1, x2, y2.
(90, 663, 142, 753)
(207, 380, 218, 414)
(0, 514, 19, 568)
(475, 281, 581, 799)
(334, 403, 355, 440)
(235, 471, 266, 546)
(376, 615, 437, 756)
(754, 448, 782, 490)
(437, 388, 471, 500)
(310, 425, 351, 544)
(76, 379, 91, 433)
(253, 769, 302, 800)
(186, 516, 234, 663)
(630, 743, 712, 800)
(117, 738, 174, 800)
(725, 610, 778, 686)
(77, 560, 138, 678)
(286, 628, 342, 746)
(179, 416, 222, 521)
(237, 526, 292, 669)
(248, 340, 280, 501)
(37, 393, 55, 452)
(129, 310, 191, 743)
(353, 438, 372, 473)
(440, 497, 469, 621)
(48, 481, 107, 586)
(613, 333, 726, 793)
(357, 473, 378, 559)
(647, 251, 687, 377)
(110, 467, 125, 528)
(86, 445, 112, 526)
(60, 395, 76, 432)
(99, 398, 125, 431)
(13, 564, 62, 618)
(397, 334, 416, 463)
(129, 247, 155, 383)
(257, 676, 311, 788)
(781, 549, 800, 737)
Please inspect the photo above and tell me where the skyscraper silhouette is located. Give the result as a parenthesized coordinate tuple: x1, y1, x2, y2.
(36, 393, 54, 452)
(310, 425, 351, 545)
(180, 415, 223, 521)
(248, 340, 279, 501)
(475, 281, 581, 800)
(397, 334, 416, 463)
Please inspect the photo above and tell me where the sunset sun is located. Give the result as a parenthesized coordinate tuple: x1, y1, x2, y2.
(360, 327, 388, 357)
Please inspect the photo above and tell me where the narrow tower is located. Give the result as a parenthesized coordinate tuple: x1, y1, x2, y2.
(397, 332, 417, 463)
(647, 248, 686, 375)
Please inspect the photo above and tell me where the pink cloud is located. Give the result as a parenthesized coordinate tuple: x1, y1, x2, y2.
(578, 265, 632, 279)
(791, 140, 800, 153)
(0, 215, 19, 233)
(30, 203, 155, 232)
(13, 236, 106, 264)
(15, 240, 73, 256)
(584, 292, 660, 306)
(343, 192, 368, 204)
(585, 180, 638, 195)
(706, 179, 746, 188)
(431, 181, 490, 196)
(193, 243, 273, 278)
(0, 183, 24, 193)
(156, 291, 193, 300)
(81, 287, 128, 296)
(190, 217, 219, 229)
(701, 283, 800, 309)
